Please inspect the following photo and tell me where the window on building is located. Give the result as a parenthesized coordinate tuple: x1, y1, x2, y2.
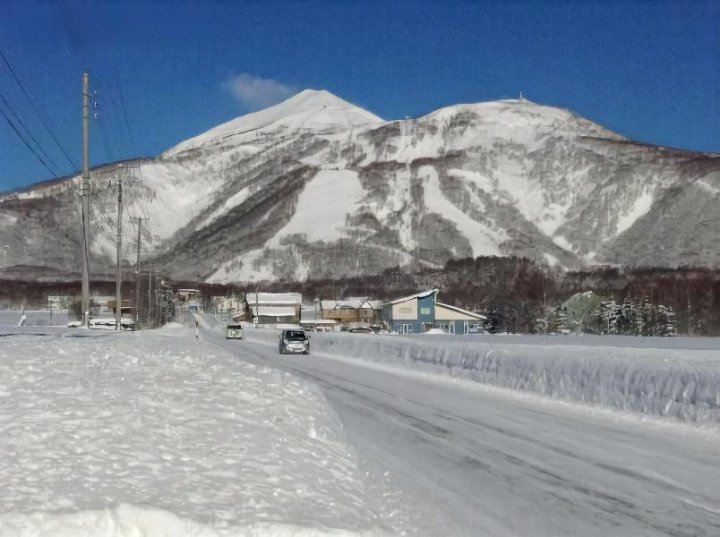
(434, 321, 454, 334)
(420, 307, 431, 315)
(468, 322, 483, 334)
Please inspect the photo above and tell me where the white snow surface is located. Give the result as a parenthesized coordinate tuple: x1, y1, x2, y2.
(310, 333, 720, 426)
(208, 248, 276, 284)
(420, 166, 505, 256)
(616, 191, 653, 235)
(0, 326, 391, 537)
(229, 328, 720, 536)
(166, 90, 383, 156)
(268, 170, 366, 246)
(199, 186, 252, 229)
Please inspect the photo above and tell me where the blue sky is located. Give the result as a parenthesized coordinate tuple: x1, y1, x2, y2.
(1, 0, 718, 191)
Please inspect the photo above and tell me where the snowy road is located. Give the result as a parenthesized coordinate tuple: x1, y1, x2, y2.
(209, 327, 720, 537)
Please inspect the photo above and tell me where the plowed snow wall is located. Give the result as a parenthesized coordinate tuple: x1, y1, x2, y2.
(318, 335, 720, 425)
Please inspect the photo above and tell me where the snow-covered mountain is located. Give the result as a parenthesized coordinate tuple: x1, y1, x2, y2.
(1, 89, 719, 282)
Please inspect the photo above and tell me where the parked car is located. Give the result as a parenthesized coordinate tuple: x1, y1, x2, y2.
(67, 318, 135, 330)
(348, 326, 374, 334)
(226, 323, 243, 339)
(278, 329, 310, 355)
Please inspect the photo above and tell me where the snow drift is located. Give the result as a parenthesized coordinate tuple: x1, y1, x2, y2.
(310, 333, 720, 426)
(0, 327, 392, 537)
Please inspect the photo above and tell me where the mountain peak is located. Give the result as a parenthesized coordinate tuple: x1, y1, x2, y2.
(421, 98, 625, 143)
(166, 89, 383, 156)
(258, 88, 383, 124)
(285, 88, 343, 104)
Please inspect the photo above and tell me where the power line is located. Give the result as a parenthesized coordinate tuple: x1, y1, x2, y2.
(116, 83, 134, 149)
(0, 92, 61, 175)
(0, 47, 79, 172)
(92, 70, 135, 162)
(0, 104, 58, 177)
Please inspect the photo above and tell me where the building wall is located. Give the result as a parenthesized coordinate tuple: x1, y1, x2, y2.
(435, 304, 473, 321)
(391, 299, 417, 320)
(321, 308, 359, 323)
(386, 292, 437, 333)
(258, 314, 299, 324)
(254, 305, 300, 324)
(433, 319, 484, 334)
(391, 320, 423, 334)
(417, 294, 436, 324)
(358, 308, 380, 324)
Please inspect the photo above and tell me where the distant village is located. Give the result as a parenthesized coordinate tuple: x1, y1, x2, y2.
(182, 288, 486, 335)
(175, 287, 677, 337)
(2, 258, 705, 335)
(0, 279, 682, 336)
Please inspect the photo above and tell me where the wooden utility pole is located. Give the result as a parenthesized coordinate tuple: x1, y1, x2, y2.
(131, 217, 147, 324)
(115, 165, 123, 330)
(147, 261, 153, 326)
(81, 71, 91, 327)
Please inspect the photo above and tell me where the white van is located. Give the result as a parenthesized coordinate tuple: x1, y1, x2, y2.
(225, 323, 243, 339)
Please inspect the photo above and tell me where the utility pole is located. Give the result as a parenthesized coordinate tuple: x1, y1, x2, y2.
(115, 165, 123, 330)
(155, 271, 161, 326)
(131, 217, 147, 324)
(81, 71, 91, 327)
(147, 261, 154, 326)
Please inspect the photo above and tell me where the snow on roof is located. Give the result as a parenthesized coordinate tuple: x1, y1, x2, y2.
(386, 289, 438, 306)
(254, 306, 297, 317)
(248, 293, 302, 305)
(435, 301, 487, 321)
(321, 300, 349, 310)
(321, 297, 382, 310)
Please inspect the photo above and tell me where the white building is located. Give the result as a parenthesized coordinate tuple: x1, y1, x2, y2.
(247, 292, 302, 324)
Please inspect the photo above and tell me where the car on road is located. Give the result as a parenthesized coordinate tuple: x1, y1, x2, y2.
(347, 326, 375, 334)
(279, 329, 310, 354)
(67, 318, 135, 330)
(225, 323, 244, 339)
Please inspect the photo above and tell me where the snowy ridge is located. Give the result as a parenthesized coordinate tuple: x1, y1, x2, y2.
(421, 99, 625, 147)
(310, 334, 720, 426)
(3, 89, 719, 281)
(165, 89, 384, 156)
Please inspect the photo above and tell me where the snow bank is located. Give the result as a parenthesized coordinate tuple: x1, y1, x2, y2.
(0, 504, 380, 537)
(311, 333, 720, 426)
(0, 328, 392, 536)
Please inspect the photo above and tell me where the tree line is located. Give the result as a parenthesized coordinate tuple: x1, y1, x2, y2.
(1, 257, 718, 335)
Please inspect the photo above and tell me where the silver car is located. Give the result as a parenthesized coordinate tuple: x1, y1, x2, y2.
(279, 329, 310, 354)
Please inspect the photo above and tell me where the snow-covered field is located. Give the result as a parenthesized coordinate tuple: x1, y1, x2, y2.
(0, 325, 391, 537)
(307, 332, 720, 426)
(0, 310, 74, 328)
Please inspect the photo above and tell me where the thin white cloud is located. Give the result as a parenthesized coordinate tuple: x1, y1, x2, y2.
(223, 73, 295, 110)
